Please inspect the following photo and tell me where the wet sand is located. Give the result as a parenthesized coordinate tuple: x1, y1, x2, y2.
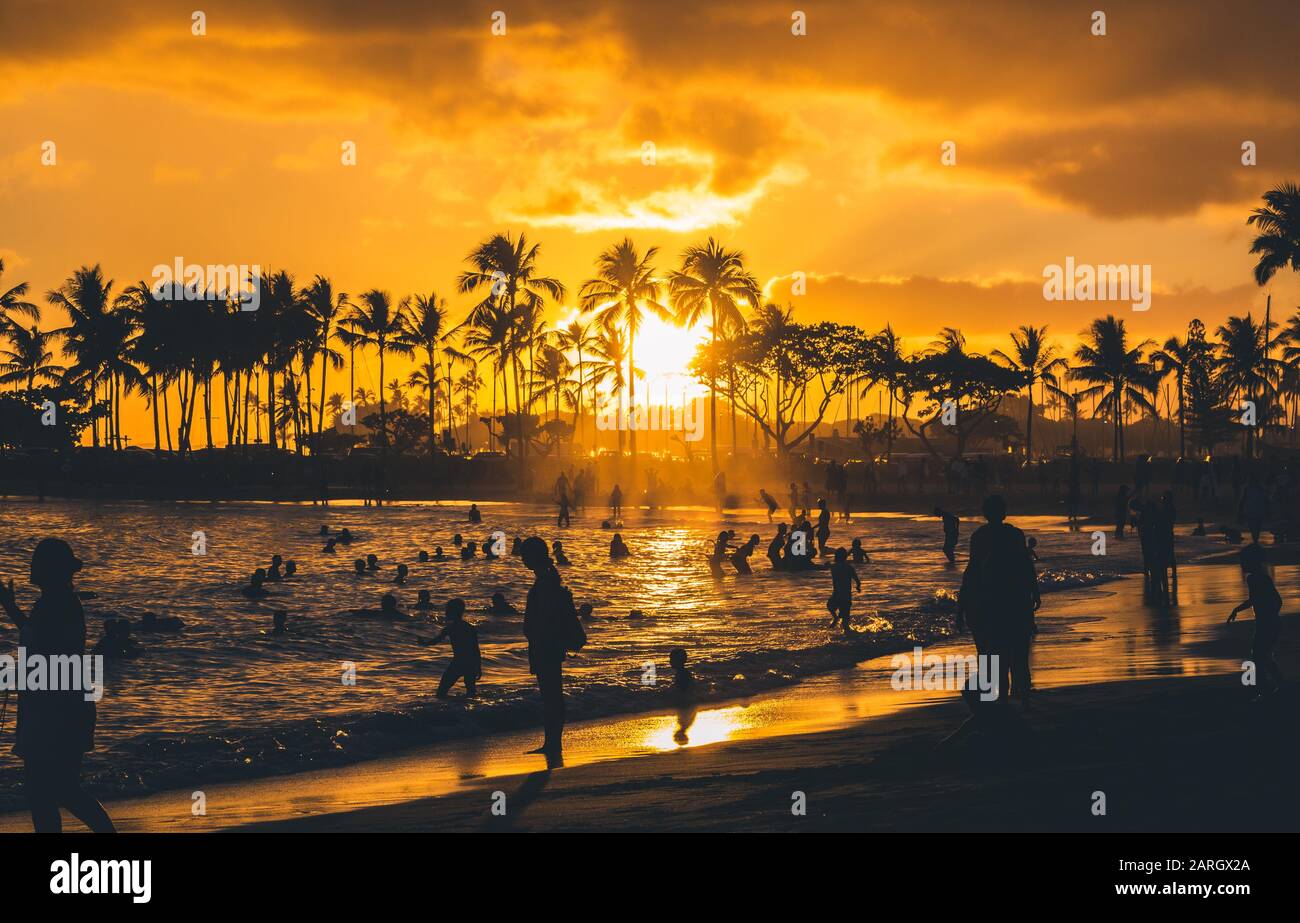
(2, 560, 1294, 832)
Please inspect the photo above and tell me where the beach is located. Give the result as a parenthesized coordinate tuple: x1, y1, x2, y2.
(4, 558, 1292, 833)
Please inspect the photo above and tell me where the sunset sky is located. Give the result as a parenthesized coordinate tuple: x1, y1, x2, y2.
(3, 0, 1299, 446)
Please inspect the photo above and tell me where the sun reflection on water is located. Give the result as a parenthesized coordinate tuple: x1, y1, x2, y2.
(642, 705, 754, 751)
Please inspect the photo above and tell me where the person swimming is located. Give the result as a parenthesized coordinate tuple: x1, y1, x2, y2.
(486, 591, 520, 616)
(338, 528, 354, 544)
(460, 541, 477, 560)
(430, 598, 481, 698)
(138, 612, 183, 632)
(353, 559, 367, 576)
(271, 610, 288, 635)
(283, 560, 297, 579)
(610, 533, 631, 559)
(827, 547, 862, 633)
(418, 550, 429, 563)
(552, 541, 572, 566)
(731, 534, 760, 575)
(758, 488, 779, 522)
(319, 525, 330, 536)
(414, 589, 435, 610)
(323, 538, 337, 554)
(241, 569, 271, 597)
(578, 602, 595, 622)
(468, 503, 482, 523)
(373, 593, 405, 619)
(266, 555, 284, 581)
(850, 538, 870, 564)
(93, 619, 141, 659)
(366, 554, 380, 571)
(433, 546, 445, 561)
(394, 563, 409, 585)
(707, 531, 731, 576)
(453, 533, 463, 547)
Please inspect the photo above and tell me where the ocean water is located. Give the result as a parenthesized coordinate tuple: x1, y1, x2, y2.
(0, 498, 1221, 809)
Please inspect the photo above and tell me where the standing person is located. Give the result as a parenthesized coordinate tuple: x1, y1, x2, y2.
(1113, 485, 1130, 539)
(1240, 475, 1270, 544)
(826, 547, 862, 634)
(1227, 542, 1284, 698)
(787, 482, 800, 520)
(1065, 453, 1082, 531)
(935, 506, 960, 563)
(713, 470, 728, 512)
(609, 484, 623, 520)
(0, 539, 115, 833)
(757, 488, 780, 522)
(556, 482, 572, 528)
(956, 496, 1039, 704)
(815, 498, 832, 556)
(520, 537, 585, 760)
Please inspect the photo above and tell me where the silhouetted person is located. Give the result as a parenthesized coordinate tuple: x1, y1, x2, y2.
(460, 541, 477, 560)
(521, 536, 585, 760)
(338, 528, 354, 544)
(670, 646, 697, 744)
(1114, 485, 1130, 539)
(957, 495, 1039, 705)
(366, 554, 380, 571)
(758, 489, 779, 522)
(0, 538, 116, 832)
(283, 560, 296, 578)
(1228, 542, 1284, 698)
(815, 498, 832, 556)
(271, 610, 288, 635)
(827, 547, 861, 633)
(1240, 475, 1270, 544)
(767, 523, 788, 570)
(468, 503, 482, 523)
(486, 592, 519, 616)
(394, 563, 409, 585)
(353, 558, 367, 576)
(379, 593, 404, 618)
(552, 541, 572, 566)
(323, 538, 337, 554)
(609, 485, 623, 520)
(731, 534, 760, 574)
(418, 550, 430, 563)
(850, 537, 870, 564)
(433, 546, 445, 561)
(935, 506, 959, 563)
(242, 569, 271, 597)
(414, 589, 435, 610)
(610, 533, 630, 559)
(556, 484, 572, 528)
(1193, 517, 1207, 536)
(431, 598, 481, 698)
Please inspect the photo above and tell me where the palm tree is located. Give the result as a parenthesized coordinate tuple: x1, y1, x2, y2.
(458, 232, 565, 472)
(871, 324, 906, 460)
(992, 325, 1067, 460)
(0, 259, 39, 335)
(554, 318, 599, 448)
(1150, 334, 1196, 458)
(1217, 313, 1282, 457)
(47, 264, 124, 449)
(460, 302, 514, 454)
(579, 238, 667, 466)
(300, 275, 349, 436)
(455, 364, 483, 451)
(1070, 315, 1156, 462)
(337, 290, 412, 462)
(668, 237, 761, 468)
(530, 343, 572, 422)
(397, 292, 449, 454)
(1247, 182, 1300, 285)
(589, 328, 635, 448)
(0, 325, 65, 389)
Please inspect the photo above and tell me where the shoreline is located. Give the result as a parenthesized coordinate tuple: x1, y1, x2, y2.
(3, 563, 1291, 832)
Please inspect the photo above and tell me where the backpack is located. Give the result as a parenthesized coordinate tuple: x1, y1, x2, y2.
(557, 584, 587, 652)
